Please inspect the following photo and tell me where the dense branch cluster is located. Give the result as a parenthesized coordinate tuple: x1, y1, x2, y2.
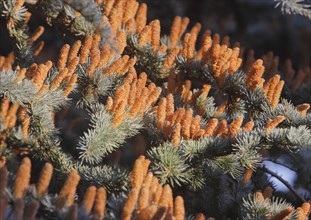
(0, 0, 310, 219)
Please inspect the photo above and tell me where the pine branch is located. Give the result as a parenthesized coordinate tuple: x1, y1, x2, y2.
(125, 35, 167, 83)
(147, 142, 193, 186)
(26, 0, 116, 47)
(0, 70, 37, 105)
(258, 165, 306, 203)
(208, 154, 244, 179)
(265, 125, 311, 151)
(77, 164, 130, 193)
(76, 65, 115, 107)
(0, 0, 34, 67)
(241, 192, 298, 220)
(275, 0, 311, 20)
(63, 0, 116, 47)
(77, 104, 143, 165)
(27, 0, 96, 38)
(233, 132, 262, 170)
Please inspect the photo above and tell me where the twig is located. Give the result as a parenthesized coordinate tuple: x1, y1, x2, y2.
(258, 165, 306, 203)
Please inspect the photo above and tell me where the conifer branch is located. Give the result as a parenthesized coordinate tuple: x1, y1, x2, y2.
(0, 0, 310, 218)
(0, 70, 37, 104)
(275, 0, 311, 20)
(258, 165, 306, 203)
(77, 104, 143, 165)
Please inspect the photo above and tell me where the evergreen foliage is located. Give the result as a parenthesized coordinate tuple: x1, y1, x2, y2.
(0, 0, 310, 219)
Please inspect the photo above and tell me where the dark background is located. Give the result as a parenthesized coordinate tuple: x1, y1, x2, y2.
(145, 0, 311, 70)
